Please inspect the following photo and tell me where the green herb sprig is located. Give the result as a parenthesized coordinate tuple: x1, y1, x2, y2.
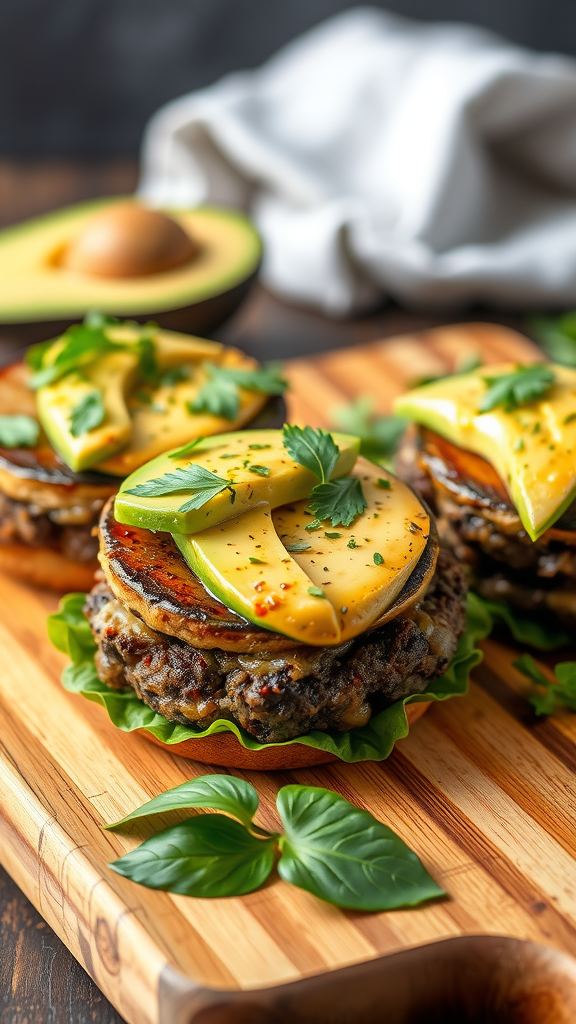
(480, 365, 555, 414)
(106, 776, 444, 910)
(282, 424, 367, 528)
(191, 362, 287, 420)
(69, 391, 105, 437)
(513, 653, 576, 716)
(330, 396, 407, 469)
(26, 312, 159, 390)
(529, 312, 576, 367)
(0, 415, 40, 448)
(124, 464, 236, 513)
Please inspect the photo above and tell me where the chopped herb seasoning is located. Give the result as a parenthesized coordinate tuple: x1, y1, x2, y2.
(348, 538, 357, 549)
(325, 532, 342, 539)
(285, 542, 311, 553)
(249, 557, 265, 564)
(373, 552, 384, 565)
(308, 587, 326, 598)
(377, 478, 391, 490)
(248, 464, 270, 477)
(513, 438, 524, 452)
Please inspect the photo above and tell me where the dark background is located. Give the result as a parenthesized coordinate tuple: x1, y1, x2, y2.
(3, 0, 576, 159)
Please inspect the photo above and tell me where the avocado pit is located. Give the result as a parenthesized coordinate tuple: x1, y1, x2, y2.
(60, 203, 198, 278)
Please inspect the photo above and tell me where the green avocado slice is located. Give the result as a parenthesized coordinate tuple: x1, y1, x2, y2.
(0, 199, 261, 323)
(395, 363, 576, 541)
(114, 429, 360, 534)
(174, 459, 430, 645)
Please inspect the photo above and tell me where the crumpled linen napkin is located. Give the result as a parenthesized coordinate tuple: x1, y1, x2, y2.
(139, 7, 576, 315)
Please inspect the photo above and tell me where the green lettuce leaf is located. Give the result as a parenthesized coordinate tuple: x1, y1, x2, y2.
(472, 594, 571, 650)
(47, 591, 490, 764)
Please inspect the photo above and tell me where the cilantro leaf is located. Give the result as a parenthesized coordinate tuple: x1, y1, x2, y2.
(307, 587, 326, 598)
(308, 476, 367, 528)
(282, 424, 339, 483)
(330, 397, 407, 469)
(248, 464, 270, 477)
(69, 391, 105, 437)
(124, 464, 234, 512)
(0, 415, 40, 448)
(480, 365, 555, 413)
(191, 362, 287, 421)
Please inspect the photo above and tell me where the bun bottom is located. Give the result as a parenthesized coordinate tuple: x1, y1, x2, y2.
(0, 541, 98, 592)
(138, 701, 431, 770)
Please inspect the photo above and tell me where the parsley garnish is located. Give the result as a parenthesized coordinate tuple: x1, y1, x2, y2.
(480, 365, 555, 413)
(249, 557, 265, 564)
(330, 397, 407, 469)
(513, 653, 576, 716)
(248, 464, 270, 477)
(191, 362, 288, 420)
(159, 365, 191, 387)
(0, 415, 40, 448)
(69, 391, 105, 437)
(377, 478, 391, 490)
(373, 552, 384, 565)
(282, 424, 339, 483)
(282, 424, 366, 529)
(168, 437, 206, 460)
(308, 476, 367, 528)
(348, 538, 357, 549)
(124, 464, 235, 513)
(325, 531, 341, 539)
(248, 443, 271, 450)
(26, 313, 160, 391)
(307, 587, 326, 598)
(284, 542, 311, 552)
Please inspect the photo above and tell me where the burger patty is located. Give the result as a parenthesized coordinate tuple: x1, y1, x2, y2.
(0, 490, 100, 562)
(84, 548, 466, 744)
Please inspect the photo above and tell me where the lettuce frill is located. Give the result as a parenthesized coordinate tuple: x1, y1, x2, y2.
(48, 591, 491, 763)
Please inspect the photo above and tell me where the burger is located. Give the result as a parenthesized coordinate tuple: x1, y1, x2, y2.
(0, 313, 286, 591)
(50, 424, 476, 770)
(395, 361, 576, 644)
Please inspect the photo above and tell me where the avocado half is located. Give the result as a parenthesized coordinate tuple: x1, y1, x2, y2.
(0, 198, 262, 342)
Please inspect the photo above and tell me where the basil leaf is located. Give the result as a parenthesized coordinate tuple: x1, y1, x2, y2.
(124, 463, 233, 511)
(0, 415, 40, 448)
(107, 775, 260, 830)
(69, 390, 105, 437)
(276, 786, 444, 911)
(308, 476, 367, 527)
(282, 424, 339, 483)
(109, 815, 276, 897)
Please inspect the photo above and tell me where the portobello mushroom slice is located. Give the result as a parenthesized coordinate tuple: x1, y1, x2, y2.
(98, 499, 440, 654)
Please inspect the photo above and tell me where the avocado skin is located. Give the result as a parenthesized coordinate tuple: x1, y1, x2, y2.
(2, 270, 258, 346)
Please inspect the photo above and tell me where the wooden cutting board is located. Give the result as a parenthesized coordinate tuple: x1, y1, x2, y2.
(2, 322, 576, 1024)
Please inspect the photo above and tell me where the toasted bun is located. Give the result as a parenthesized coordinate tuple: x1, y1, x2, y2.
(0, 541, 98, 592)
(137, 701, 431, 770)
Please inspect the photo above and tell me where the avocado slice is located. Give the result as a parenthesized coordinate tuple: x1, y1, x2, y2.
(0, 199, 261, 335)
(395, 363, 576, 541)
(175, 502, 341, 645)
(34, 324, 272, 474)
(114, 429, 360, 533)
(174, 459, 430, 645)
(37, 348, 137, 473)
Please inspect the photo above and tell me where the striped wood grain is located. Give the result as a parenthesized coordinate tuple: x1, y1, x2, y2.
(1, 322, 576, 1024)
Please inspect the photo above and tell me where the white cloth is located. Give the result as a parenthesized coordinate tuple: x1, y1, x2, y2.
(139, 7, 576, 315)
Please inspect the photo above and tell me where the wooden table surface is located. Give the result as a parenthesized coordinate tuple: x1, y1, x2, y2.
(0, 161, 530, 1024)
